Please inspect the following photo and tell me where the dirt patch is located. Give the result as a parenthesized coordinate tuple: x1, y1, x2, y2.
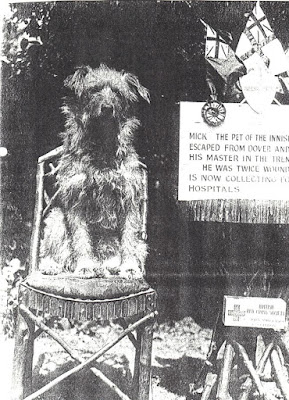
(2, 317, 212, 400)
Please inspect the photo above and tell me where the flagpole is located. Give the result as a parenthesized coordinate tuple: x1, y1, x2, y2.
(199, 19, 207, 29)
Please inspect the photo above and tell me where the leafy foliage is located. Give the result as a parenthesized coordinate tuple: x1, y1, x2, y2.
(1, 200, 30, 337)
(2, 2, 56, 78)
(2, 200, 30, 267)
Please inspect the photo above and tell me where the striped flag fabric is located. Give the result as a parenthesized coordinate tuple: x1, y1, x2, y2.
(244, 1, 273, 43)
(262, 38, 289, 76)
(202, 19, 229, 60)
(236, 1, 289, 76)
(201, 20, 244, 82)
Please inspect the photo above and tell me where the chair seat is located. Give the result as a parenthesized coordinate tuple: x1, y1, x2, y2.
(20, 272, 157, 321)
(25, 272, 150, 300)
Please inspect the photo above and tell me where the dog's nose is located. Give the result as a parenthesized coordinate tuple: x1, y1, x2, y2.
(100, 105, 114, 116)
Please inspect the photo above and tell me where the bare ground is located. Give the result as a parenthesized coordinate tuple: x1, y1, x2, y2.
(0, 317, 212, 400)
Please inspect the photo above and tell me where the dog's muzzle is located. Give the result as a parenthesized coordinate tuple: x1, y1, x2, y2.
(100, 104, 115, 118)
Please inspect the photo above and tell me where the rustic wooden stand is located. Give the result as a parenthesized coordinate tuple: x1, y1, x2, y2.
(189, 324, 289, 400)
(11, 147, 157, 400)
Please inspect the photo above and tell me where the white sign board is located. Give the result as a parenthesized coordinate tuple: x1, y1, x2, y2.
(178, 102, 289, 201)
(223, 295, 287, 330)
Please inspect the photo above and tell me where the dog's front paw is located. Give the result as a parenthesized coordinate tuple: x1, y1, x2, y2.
(118, 258, 144, 279)
(102, 255, 122, 276)
(39, 257, 64, 275)
(74, 258, 110, 278)
(74, 265, 96, 278)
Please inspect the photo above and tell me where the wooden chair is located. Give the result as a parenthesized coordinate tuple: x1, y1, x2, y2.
(11, 146, 157, 400)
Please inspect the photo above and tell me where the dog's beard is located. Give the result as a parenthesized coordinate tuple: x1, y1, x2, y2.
(85, 115, 120, 168)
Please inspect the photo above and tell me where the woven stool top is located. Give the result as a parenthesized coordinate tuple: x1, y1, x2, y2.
(24, 272, 151, 300)
(20, 273, 156, 321)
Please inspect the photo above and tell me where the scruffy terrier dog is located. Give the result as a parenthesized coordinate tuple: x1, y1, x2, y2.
(39, 64, 150, 279)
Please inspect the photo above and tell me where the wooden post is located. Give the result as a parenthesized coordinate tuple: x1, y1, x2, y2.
(216, 341, 234, 400)
(11, 308, 35, 400)
(30, 161, 45, 273)
(133, 320, 154, 400)
(132, 328, 142, 399)
(201, 372, 218, 400)
(271, 347, 289, 400)
(30, 146, 64, 274)
(238, 341, 274, 400)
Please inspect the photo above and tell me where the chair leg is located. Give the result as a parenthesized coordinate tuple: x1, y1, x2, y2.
(133, 320, 154, 400)
(11, 307, 35, 400)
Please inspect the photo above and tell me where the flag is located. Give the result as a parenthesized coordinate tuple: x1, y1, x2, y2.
(236, 1, 289, 75)
(201, 20, 244, 81)
(262, 38, 289, 76)
(239, 62, 279, 113)
(244, 1, 273, 43)
(202, 19, 229, 60)
(277, 48, 289, 93)
(278, 75, 289, 94)
(206, 46, 244, 82)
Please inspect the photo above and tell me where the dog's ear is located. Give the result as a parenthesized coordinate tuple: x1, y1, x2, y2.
(124, 73, 150, 103)
(64, 66, 92, 96)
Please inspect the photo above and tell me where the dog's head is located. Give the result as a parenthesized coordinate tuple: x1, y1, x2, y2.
(63, 64, 149, 121)
(62, 65, 149, 163)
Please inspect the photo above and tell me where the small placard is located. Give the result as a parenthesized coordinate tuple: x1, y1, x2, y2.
(223, 296, 287, 330)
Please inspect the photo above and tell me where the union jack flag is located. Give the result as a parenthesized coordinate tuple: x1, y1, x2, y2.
(201, 20, 229, 60)
(201, 20, 243, 82)
(236, 1, 289, 75)
(245, 1, 273, 44)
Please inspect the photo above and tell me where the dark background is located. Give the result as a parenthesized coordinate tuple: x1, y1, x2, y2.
(2, 1, 289, 324)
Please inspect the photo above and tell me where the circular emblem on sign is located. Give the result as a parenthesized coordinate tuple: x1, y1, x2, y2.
(201, 100, 226, 127)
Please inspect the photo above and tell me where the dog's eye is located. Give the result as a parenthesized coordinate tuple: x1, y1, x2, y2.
(114, 89, 123, 98)
(88, 87, 101, 95)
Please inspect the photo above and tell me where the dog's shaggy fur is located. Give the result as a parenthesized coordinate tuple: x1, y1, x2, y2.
(39, 64, 150, 279)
